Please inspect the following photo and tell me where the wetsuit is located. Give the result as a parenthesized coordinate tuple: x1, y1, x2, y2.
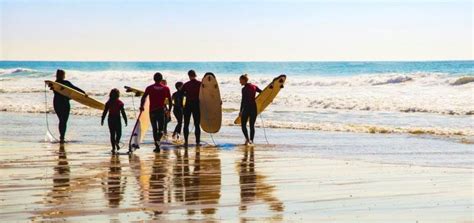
(144, 83, 171, 147)
(240, 83, 262, 142)
(53, 80, 85, 142)
(182, 79, 202, 145)
(172, 90, 184, 136)
(102, 99, 127, 151)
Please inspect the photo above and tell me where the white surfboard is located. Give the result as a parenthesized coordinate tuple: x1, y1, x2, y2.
(199, 73, 222, 133)
(125, 86, 150, 151)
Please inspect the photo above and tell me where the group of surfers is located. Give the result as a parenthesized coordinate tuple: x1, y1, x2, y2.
(51, 69, 262, 153)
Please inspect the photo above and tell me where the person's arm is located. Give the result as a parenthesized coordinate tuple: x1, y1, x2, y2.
(101, 102, 109, 126)
(170, 93, 175, 111)
(120, 106, 128, 126)
(140, 88, 149, 111)
(166, 88, 172, 113)
(64, 81, 86, 94)
(240, 88, 245, 114)
(256, 86, 263, 93)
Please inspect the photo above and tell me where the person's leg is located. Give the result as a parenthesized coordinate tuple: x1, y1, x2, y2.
(192, 102, 201, 145)
(59, 105, 70, 142)
(163, 112, 169, 138)
(108, 119, 116, 152)
(149, 110, 159, 148)
(249, 105, 257, 142)
(116, 119, 122, 150)
(241, 108, 250, 142)
(173, 109, 183, 136)
(157, 109, 165, 143)
(183, 105, 192, 146)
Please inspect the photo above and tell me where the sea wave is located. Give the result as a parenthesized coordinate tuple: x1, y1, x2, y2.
(0, 69, 472, 116)
(225, 120, 474, 138)
(1, 105, 471, 139)
(451, 76, 474, 86)
(0, 68, 37, 75)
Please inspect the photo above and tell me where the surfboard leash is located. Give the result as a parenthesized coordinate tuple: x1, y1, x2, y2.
(44, 83, 59, 142)
(259, 113, 270, 145)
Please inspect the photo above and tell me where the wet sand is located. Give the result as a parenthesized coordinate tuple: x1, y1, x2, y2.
(0, 136, 472, 222)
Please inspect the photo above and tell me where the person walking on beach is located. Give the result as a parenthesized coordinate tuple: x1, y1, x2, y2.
(182, 70, 202, 147)
(171, 81, 184, 140)
(160, 79, 171, 139)
(239, 74, 262, 146)
(140, 72, 172, 152)
(101, 88, 128, 154)
(51, 69, 86, 143)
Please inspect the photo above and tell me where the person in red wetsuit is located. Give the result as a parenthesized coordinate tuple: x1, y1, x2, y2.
(101, 88, 128, 154)
(182, 70, 202, 147)
(239, 74, 262, 145)
(140, 72, 172, 152)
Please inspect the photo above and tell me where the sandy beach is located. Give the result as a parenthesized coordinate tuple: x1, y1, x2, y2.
(0, 113, 472, 222)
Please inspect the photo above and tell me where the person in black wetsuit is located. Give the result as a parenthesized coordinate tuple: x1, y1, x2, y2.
(101, 89, 128, 154)
(182, 70, 202, 147)
(239, 74, 262, 146)
(171, 81, 184, 140)
(52, 69, 86, 143)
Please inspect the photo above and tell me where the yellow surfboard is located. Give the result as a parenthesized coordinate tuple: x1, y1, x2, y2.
(199, 73, 222, 133)
(45, 80, 104, 110)
(125, 86, 150, 151)
(125, 86, 144, 96)
(234, 74, 286, 125)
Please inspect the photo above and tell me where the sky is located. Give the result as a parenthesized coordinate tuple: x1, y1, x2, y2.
(0, 0, 472, 61)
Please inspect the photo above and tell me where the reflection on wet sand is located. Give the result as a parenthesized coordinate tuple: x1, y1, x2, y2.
(194, 147, 221, 216)
(149, 151, 170, 216)
(46, 144, 71, 204)
(238, 147, 284, 217)
(103, 155, 127, 208)
(145, 147, 222, 217)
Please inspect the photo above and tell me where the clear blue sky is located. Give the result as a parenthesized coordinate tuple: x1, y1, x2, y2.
(1, 0, 472, 61)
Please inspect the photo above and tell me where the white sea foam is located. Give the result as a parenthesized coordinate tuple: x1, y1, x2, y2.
(0, 68, 472, 138)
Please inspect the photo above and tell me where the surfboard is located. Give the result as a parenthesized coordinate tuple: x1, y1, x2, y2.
(45, 80, 104, 110)
(124, 86, 144, 96)
(125, 86, 150, 151)
(199, 73, 222, 133)
(234, 74, 286, 125)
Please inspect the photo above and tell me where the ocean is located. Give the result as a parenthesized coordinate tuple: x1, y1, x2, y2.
(0, 60, 473, 141)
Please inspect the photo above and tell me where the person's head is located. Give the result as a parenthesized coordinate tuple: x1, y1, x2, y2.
(109, 88, 120, 101)
(175, 81, 183, 90)
(160, 79, 167, 86)
(56, 69, 66, 81)
(239, 74, 249, 85)
(153, 72, 163, 83)
(188, 70, 197, 80)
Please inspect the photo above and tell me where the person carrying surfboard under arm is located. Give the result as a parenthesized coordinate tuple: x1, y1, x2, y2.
(140, 72, 172, 152)
(239, 74, 262, 146)
(51, 69, 86, 143)
(182, 70, 202, 147)
(171, 81, 184, 140)
(101, 88, 128, 154)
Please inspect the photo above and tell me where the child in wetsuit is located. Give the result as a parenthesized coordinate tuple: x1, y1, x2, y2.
(101, 88, 128, 153)
(171, 82, 184, 140)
